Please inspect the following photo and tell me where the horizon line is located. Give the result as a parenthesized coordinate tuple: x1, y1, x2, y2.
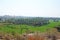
(0, 15, 60, 18)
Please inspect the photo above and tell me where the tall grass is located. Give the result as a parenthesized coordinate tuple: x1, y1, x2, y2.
(0, 22, 60, 34)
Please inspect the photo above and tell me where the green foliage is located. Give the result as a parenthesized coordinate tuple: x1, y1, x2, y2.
(0, 22, 60, 34)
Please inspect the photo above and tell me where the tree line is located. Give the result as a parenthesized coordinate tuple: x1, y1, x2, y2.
(0, 15, 60, 26)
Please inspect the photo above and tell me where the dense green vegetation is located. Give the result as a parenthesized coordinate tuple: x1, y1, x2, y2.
(0, 21, 60, 34)
(0, 15, 50, 26)
(0, 15, 60, 35)
(0, 15, 60, 26)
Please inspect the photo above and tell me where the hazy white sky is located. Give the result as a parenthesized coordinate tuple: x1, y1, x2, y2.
(0, 0, 60, 17)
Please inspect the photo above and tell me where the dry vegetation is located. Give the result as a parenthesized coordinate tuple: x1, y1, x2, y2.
(0, 28, 60, 40)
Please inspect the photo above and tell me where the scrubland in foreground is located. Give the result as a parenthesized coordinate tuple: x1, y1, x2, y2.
(0, 21, 60, 40)
(0, 30, 60, 40)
